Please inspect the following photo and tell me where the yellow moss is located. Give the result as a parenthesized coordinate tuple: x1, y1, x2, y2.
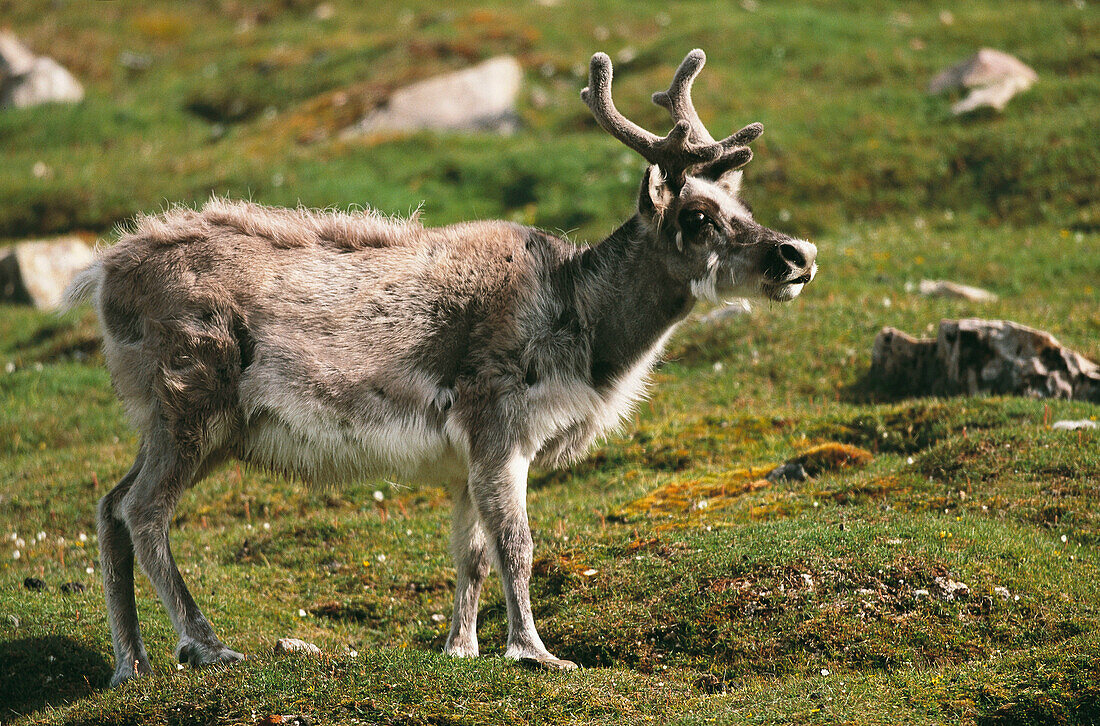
(610, 465, 773, 520)
(611, 442, 872, 520)
(791, 443, 873, 475)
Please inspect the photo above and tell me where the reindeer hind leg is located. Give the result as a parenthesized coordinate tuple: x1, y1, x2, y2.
(99, 445, 153, 686)
(121, 423, 243, 670)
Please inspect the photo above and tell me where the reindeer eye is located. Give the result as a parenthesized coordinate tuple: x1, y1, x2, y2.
(679, 209, 713, 237)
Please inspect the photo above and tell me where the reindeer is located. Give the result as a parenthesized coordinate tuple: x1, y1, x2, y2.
(67, 50, 816, 685)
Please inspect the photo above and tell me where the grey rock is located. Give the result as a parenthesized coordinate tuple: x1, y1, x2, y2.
(766, 461, 808, 483)
(0, 237, 95, 310)
(918, 279, 998, 303)
(345, 56, 523, 136)
(1, 55, 84, 109)
(870, 318, 1100, 402)
(928, 48, 1037, 115)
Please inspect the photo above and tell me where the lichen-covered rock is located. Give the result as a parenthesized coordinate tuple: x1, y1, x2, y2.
(870, 319, 1100, 402)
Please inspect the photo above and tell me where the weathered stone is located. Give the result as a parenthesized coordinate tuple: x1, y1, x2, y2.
(918, 279, 997, 303)
(928, 48, 1037, 115)
(0, 237, 94, 310)
(766, 461, 808, 483)
(345, 56, 523, 136)
(934, 575, 970, 601)
(870, 319, 1100, 402)
(0, 55, 84, 109)
(274, 637, 321, 656)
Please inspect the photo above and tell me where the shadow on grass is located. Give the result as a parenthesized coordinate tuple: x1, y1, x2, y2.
(0, 636, 110, 720)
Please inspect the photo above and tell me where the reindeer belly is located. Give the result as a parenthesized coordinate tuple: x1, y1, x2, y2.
(237, 361, 466, 486)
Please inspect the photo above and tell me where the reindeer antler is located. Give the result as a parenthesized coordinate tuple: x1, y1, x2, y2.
(581, 49, 762, 185)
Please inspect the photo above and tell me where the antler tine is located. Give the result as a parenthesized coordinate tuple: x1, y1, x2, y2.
(581, 52, 663, 165)
(651, 49, 766, 178)
(651, 49, 715, 144)
(582, 52, 724, 180)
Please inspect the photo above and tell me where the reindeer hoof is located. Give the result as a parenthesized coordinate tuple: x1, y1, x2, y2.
(108, 660, 152, 688)
(519, 655, 580, 672)
(177, 639, 245, 669)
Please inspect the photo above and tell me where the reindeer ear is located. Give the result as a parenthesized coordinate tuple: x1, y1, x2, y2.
(715, 168, 743, 198)
(638, 165, 675, 218)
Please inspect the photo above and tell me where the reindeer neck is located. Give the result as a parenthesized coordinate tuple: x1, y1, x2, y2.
(566, 215, 694, 388)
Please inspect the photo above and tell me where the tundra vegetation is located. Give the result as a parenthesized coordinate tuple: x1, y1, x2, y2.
(1, 1, 1098, 724)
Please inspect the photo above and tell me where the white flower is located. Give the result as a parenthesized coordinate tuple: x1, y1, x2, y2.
(12, 549, 20, 559)
(15, 538, 25, 549)
(262, 522, 271, 531)
(430, 613, 446, 623)
(78, 532, 88, 542)
(373, 490, 384, 502)
(821, 668, 830, 676)
(1061, 534, 1068, 543)
(376, 554, 386, 563)
(582, 568, 599, 577)
(36, 531, 46, 541)
(298, 608, 307, 617)
(86, 566, 95, 574)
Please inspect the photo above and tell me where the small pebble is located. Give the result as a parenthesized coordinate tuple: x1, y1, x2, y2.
(274, 638, 322, 656)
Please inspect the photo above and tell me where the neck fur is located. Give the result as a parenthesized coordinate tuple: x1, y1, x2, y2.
(565, 215, 693, 388)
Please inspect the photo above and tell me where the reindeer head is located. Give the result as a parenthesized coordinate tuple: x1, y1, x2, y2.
(582, 50, 817, 303)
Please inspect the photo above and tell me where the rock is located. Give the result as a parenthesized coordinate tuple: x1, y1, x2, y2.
(0, 32, 36, 79)
(699, 298, 752, 323)
(274, 637, 321, 656)
(345, 56, 523, 136)
(0, 53, 84, 109)
(256, 716, 312, 726)
(118, 50, 152, 72)
(918, 279, 998, 303)
(1051, 419, 1097, 431)
(0, 237, 94, 310)
(928, 48, 1037, 115)
(765, 461, 808, 483)
(870, 319, 1100, 402)
(934, 576, 970, 600)
(60, 581, 86, 594)
(23, 576, 46, 591)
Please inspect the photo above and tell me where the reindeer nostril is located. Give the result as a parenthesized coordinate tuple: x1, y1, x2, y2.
(779, 242, 807, 269)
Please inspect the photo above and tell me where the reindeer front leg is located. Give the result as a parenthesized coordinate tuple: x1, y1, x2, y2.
(467, 450, 578, 671)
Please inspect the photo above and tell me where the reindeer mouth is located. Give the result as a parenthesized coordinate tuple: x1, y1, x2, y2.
(762, 263, 817, 301)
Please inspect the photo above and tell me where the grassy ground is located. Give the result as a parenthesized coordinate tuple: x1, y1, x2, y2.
(2, 1, 1099, 724)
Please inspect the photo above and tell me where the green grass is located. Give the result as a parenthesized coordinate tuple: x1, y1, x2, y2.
(2, 0, 1100, 724)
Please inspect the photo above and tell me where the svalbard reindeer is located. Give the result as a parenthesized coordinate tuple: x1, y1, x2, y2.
(67, 49, 816, 685)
